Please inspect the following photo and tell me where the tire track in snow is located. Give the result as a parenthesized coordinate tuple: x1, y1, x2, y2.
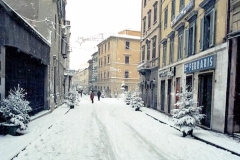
(93, 108, 117, 160)
(106, 105, 177, 160)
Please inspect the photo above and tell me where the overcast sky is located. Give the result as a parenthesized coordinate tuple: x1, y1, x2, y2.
(66, 0, 141, 70)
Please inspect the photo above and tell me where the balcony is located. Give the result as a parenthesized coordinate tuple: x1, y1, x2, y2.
(137, 58, 159, 75)
(137, 62, 148, 75)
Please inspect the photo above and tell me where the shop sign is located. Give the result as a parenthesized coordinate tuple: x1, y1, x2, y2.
(171, 0, 194, 27)
(184, 55, 216, 73)
(159, 67, 175, 77)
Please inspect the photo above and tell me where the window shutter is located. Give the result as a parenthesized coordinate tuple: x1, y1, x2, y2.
(209, 9, 215, 47)
(200, 18, 204, 51)
(185, 27, 189, 57)
(192, 21, 196, 55)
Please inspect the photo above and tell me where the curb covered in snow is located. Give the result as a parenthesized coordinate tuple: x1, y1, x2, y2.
(145, 113, 240, 157)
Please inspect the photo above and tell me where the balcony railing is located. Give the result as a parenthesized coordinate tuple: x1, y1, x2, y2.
(137, 58, 159, 71)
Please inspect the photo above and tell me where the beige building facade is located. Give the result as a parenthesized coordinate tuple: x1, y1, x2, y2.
(156, 0, 229, 133)
(138, 0, 161, 108)
(72, 68, 89, 94)
(97, 30, 141, 98)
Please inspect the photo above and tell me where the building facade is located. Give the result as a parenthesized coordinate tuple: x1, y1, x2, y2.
(227, 0, 240, 134)
(138, 0, 161, 108)
(155, 0, 229, 133)
(0, 1, 50, 114)
(72, 68, 89, 94)
(97, 30, 141, 98)
(4, 0, 71, 110)
(91, 52, 98, 91)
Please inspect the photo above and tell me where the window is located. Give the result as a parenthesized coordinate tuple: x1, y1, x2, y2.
(108, 42, 110, 50)
(152, 36, 156, 59)
(200, 9, 215, 51)
(99, 59, 100, 67)
(125, 41, 130, 49)
(104, 56, 106, 65)
(143, 17, 146, 34)
(179, 0, 185, 11)
(125, 86, 128, 91)
(107, 55, 110, 64)
(163, 43, 167, 66)
(144, 0, 147, 7)
(107, 72, 109, 78)
(186, 76, 193, 91)
(104, 72, 106, 79)
(178, 32, 184, 60)
(54, 15, 57, 40)
(124, 70, 129, 78)
(105, 44, 106, 52)
(101, 58, 103, 67)
(171, 0, 175, 20)
(147, 42, 151, 60)
(185, 21, 196, 57)
(164, 6, 168, 29)
(125, 56, 129, 64)
(169, 38, 174, 63)
(148, 10, 151, 29)
(153, 2, 158, 23)
(142, 45, 145, 61)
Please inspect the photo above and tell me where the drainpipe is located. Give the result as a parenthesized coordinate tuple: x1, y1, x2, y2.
(157, 0, 162, 109)
(224, 0, 231, 134)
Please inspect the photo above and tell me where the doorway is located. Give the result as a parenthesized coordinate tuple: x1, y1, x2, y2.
(161, 80, 165, 111)
(198, 73, 213, 128)
(167, 79, 172, 113)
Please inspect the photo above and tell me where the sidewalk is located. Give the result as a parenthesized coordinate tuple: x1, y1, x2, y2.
(140, 107, 240, 156)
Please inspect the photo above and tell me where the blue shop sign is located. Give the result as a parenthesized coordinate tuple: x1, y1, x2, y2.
(184, 55, 216, 73)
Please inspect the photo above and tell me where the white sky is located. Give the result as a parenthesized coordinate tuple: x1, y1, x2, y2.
(1, 96, 240, 160)
(66, 0, 142, 70)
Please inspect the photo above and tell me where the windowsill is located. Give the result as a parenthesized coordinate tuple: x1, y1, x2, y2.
(153, 21, 157, 25)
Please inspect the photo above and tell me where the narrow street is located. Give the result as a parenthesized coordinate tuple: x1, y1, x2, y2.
(12, 96, 240, 160)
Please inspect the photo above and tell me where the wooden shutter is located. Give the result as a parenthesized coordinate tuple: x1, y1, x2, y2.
(192, 21, 196, 55)
(209, 9, 215, 47)
(200, 18, 204, 51)
(185, 27, 189, 57)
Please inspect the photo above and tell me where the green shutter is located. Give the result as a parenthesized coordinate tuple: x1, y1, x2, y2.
(200, 18, 204, 51)
(185, 27, 189, 57)
(192, 21, 196, 55)
(209, 9, 215, 47)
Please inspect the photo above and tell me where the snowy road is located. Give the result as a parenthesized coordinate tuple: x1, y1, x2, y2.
(12, 96, 240, 160)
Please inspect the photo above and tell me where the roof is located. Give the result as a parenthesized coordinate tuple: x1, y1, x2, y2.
(97, 34, 140, 46)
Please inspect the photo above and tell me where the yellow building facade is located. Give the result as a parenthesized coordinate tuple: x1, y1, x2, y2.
(138, 0, 161, 108)
(97, 30, 141, 98)
(157, 0, 228, 133)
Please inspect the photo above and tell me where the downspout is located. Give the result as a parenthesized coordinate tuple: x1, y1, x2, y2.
(224, 0, 231, 133)
(157, 0, 162, 109)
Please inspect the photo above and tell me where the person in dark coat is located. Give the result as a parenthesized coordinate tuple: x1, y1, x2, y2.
(90, 91, 94, 103)
(97, 91, 101, 101)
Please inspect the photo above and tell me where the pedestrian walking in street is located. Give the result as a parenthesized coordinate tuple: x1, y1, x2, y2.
(97, 90, 101, 101)
(80, 90, 83, 97)
(90, 91, 94, 103)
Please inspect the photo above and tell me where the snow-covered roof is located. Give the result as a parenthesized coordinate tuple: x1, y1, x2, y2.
(1, 0, 51, 46)
(97, 34, 140, 46)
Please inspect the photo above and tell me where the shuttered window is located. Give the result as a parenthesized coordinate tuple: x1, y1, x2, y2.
(163, 43, 167, 66)
(200, 8, 215, 51)
(170, 38, 174, 63)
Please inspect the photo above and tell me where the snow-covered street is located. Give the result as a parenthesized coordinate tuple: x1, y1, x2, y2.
(1, 95, 240, 160)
